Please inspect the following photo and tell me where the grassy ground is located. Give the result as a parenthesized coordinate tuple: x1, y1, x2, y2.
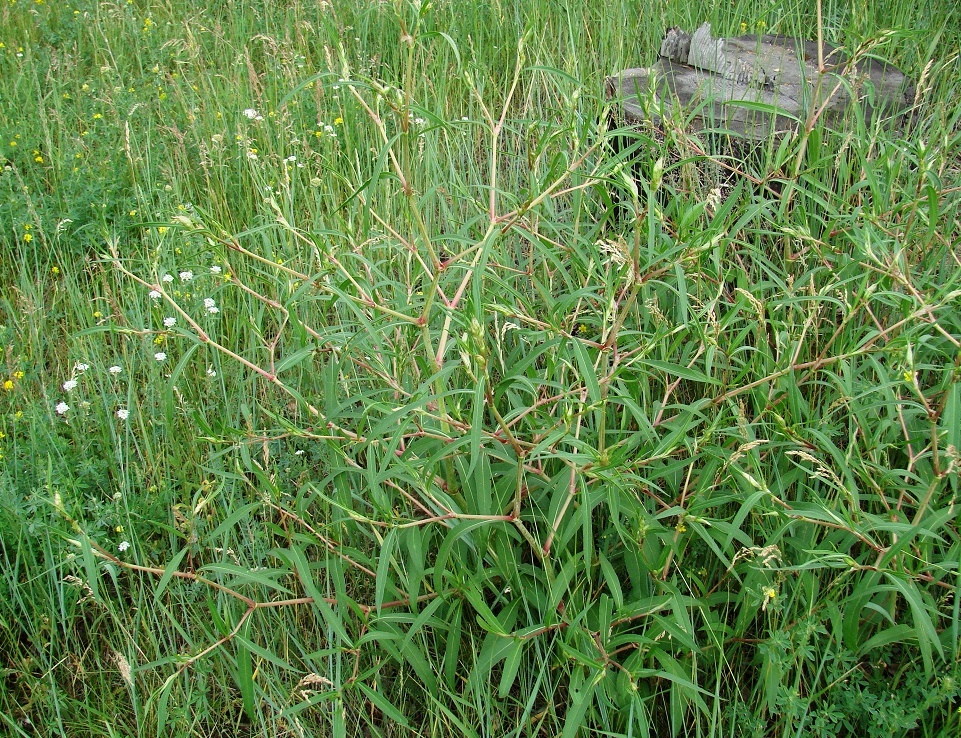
(1, 0, 960, 736)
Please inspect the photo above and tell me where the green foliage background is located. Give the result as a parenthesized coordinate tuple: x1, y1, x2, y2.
(1, 0, 959, 736)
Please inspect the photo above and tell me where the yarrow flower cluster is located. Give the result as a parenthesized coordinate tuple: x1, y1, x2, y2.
(52, 362, 131, 421)
(203, 298, 219, 314)
(154, 352, 167, 362)
(58, 362, 92, 397)
(163, 317, 176, 327)
(242, 108, 264, 121)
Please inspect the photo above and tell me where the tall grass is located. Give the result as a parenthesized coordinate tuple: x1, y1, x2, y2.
(1, 0, 959, 736)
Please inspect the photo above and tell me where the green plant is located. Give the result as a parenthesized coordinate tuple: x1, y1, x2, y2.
(1, 0, 959, 736)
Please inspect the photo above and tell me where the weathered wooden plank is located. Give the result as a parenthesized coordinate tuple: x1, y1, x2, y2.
(607, 23, 914, 141)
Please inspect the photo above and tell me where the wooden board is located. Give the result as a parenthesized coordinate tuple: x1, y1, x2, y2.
(606, 24, 914, 141)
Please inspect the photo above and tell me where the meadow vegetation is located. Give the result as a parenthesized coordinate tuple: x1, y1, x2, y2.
(1, 0, 960, 735)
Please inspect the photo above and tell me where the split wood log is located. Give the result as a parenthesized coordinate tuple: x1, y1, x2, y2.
(607, 23, 915, 142)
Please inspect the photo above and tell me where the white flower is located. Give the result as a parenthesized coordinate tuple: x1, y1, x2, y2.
(116, 408, 129, 420)
(161, 273, 174, 283)
(178, 271, 193, 282)
(207, 306, 220, 314)
(118, 540, 130, 552)
(163, 317, 176, 328)
(242, 108, 263, 121)
(247, 151, 259, 160)
(108, 365, 122, 375)
(149, 289, 161, 299)
(203, 298, 219, 314)
(74, 362, 90, 373)
(62, 379, 78, 392)
(210, 265, 222, 274)
(154, 352, 167, 362)
(55, 401, 70, 415)
(206, 367, 217, 377)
